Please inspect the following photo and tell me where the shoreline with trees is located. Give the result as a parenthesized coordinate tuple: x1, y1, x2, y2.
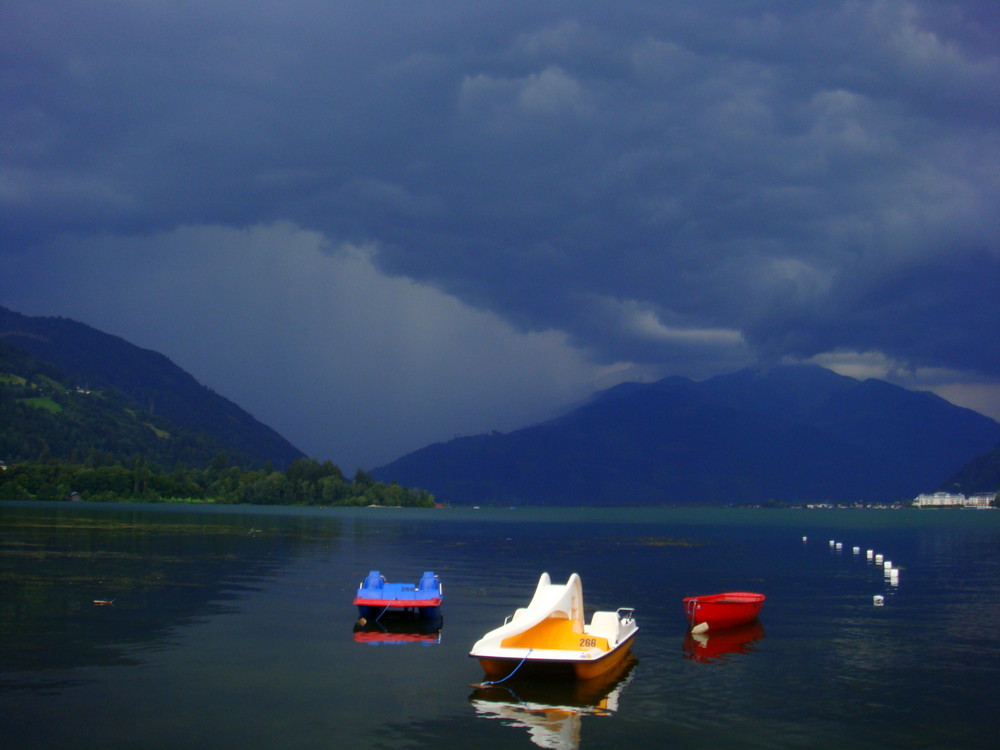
(0, 455, 434, 507)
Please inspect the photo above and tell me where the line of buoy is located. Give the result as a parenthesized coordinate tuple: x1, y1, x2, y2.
(807, 536, 902, 605)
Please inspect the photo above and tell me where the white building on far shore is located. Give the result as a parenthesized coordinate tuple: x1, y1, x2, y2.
(913, 492, 996, 508)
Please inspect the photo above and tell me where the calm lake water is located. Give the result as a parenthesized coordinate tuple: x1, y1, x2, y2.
(2, 501, 998, 749)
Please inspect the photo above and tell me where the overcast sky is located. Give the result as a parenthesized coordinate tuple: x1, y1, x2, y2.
(3, 1, 999, 470)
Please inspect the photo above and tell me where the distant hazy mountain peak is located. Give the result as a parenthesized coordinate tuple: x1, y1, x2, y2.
(374, 362, 1000, 506)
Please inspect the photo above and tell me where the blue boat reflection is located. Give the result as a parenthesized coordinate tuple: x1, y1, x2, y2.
(352, 610, 443, 645)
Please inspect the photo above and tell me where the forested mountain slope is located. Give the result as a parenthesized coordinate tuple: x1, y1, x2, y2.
(375, 365, 1000, 506)
(1, 306, 303, 469)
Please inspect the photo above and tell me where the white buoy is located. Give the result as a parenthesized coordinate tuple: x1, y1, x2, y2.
(853, 546, 860, 554)
(883, 560, 893, 570)
(802, 536, 808, 542)
(836, 542, 843, 550)
(890, 568, 899, 582)
(875, 554, 884, 563)
(829, 540, 835, 547)
(866, 550, 874, 559)
(873, 594, 885, 606)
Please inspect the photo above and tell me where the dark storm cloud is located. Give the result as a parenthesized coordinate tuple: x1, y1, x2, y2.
(3, 2, 999, 383)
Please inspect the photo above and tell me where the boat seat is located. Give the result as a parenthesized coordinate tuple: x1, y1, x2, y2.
(589, 611, 621, 640)
(418, 572, 438, 590)
(363, 571, 383, 590)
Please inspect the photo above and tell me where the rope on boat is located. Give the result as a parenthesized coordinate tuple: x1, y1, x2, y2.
(374, 604, 392, 625)
(479, 649, 533, 687)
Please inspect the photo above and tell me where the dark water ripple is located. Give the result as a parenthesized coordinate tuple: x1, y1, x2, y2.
(1, 502, 998, 749)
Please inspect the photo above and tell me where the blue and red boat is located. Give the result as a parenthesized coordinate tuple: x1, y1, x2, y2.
(353, 570, 443, 622)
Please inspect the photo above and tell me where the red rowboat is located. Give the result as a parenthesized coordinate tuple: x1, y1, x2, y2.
(683, 592, 765, 633)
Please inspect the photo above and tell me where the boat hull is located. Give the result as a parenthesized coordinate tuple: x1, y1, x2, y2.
(683, 592, 765, 632)
(355, 601, 441, 620)
(476, 630, 638, 681)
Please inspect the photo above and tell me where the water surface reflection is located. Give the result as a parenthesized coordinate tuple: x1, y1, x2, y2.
(3, 502, 1000, 750)
(469, 656, 637, 749)
(0, 503, 330, 678)
(683, 621, 766, 662)
(352, 610, 443, 644)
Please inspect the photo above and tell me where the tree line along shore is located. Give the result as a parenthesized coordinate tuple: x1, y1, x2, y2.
(0, 454, 435, 507)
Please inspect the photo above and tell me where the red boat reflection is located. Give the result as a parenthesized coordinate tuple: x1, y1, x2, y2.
(683, 620, 765, 662)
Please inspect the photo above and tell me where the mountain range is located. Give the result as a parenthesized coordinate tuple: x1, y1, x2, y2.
(943, 441, 1000, 495)
(1, 306, 303, 469)
(374, 365, 1000, 505)
(5, 305, 1000, 504)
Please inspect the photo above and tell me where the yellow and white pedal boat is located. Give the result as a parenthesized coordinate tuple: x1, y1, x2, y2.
(469, 572, 637, 680)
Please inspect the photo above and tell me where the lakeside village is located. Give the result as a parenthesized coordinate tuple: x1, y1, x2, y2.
(1, 457, 996, 509)
(800, 491, 997, 510)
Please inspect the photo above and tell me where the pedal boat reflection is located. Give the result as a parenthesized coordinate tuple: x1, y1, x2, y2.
(469, 655, 636, 750)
